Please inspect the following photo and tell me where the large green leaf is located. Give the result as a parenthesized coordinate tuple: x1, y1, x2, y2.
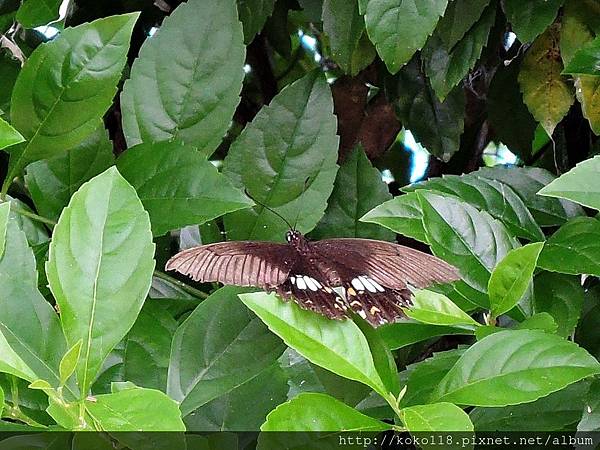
(534, 272, 584, 338)
(488, 243, 544, 318)
(123, 303, 177, 392)
(0, 204, 66, 387)
(185, 363, 288, 431)
(400, 347, 467, 407)
(311, 147, 394, 241)
(519, 24, 575, 136)
(432, 329, 600, 406)
(168, 287, 285, 416)
(471, 381, 590, 431)
(4, 13, 138, 192)
(423, 2, 495, 101)
(85, 387, 185, 431)
(405, 290, 480, 327)
(538, 217, 600, 276)
(404, 174, 544, 241)
(578, 379, 600, 431)
(239, 292, 388, 397)
(223, 72, 339, 241)
(360, 192, 428, 243)
(322, 0, 375, 75)
(474, 166, 584, 226)
(538, 156, 600, 211)
(121, 0, 245, 155)
(0, 116, 23, 151)
(46, 167, 155, 396)
(237, 0, 276, 43)
(389, 57, 465, 161)
(25, 125, 114, 222)
(418, 191, 519, 306)
(563, 34, 600, 75)
(401, 402, 474, 434)
(379, 321, 472, 350)
(15, 0, 61, 28)
(503, 0, 564, 43)
(362, 0, 448, 73)
(117, 141, 252, 236)
(260, 392, 389, 431)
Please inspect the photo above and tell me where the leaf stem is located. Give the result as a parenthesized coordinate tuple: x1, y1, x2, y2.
(152, 270, 209, 299)
(0, 198, 57, 226)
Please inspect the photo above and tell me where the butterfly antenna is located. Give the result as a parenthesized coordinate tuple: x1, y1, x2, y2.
(244, 189, 294, 230)
(291, 177, 311, 230)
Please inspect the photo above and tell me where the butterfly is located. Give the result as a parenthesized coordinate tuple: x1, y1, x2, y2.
(165, 229, 460, 327)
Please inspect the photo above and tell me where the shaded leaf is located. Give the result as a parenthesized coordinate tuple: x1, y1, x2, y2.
(5, 13, 138, 187)
(578, 379, 600, 431)
(475, 165, 584, 226)
(223, 72, 339, 241)
(362, 0, 448, 73)
(434, 0, 489, 48)
(238, 0, 276, 43)
(564, 34, 600, 75)
(519, 24, 575, 136)
(168, 287, 285, 416)
(25, 125, 114, 222)
(378, 321, 473, 350)
(488, 243, 544, 318)
(389, 57, 465, 161)
(311, 146, 394, 241)
(239, 291, 388, 397)
(16, 0, 61, 28)
(117, 141, 252, 236)
(121, 0, 245, 155)
(534, 272, 584, 337)
(46, 167, 155, 395)
(503, 0, 564, 43)
(432, 329, 600, 406)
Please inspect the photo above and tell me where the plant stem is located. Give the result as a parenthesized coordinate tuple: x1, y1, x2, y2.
(153, 270, 209, 299)
(0, 198, 57, 226)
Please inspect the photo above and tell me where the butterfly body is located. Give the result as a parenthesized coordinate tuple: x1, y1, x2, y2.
(166, 230, 460, 327)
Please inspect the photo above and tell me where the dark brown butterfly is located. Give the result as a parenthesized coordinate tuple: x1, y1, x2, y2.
(165, 229, 460, 327)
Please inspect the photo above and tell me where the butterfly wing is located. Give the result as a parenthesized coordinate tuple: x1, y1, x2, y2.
(165, 241, 294, 289)
(312, 238, 460, 326)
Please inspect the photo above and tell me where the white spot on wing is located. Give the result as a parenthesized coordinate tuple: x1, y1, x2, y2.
(304, 276, 319, 291)
(370, 278, 385, 292)
(357, 310, 367, 319)
(295, 276, 307, 290)
(359, 276, 377, 293)
(351, 278, 365, 291)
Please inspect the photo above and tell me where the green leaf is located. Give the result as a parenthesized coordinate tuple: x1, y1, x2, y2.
(121, 0, 245, 156)
(471, 381, 590, 431)
(223, 72, 339, 241)
(564, 34, 600, 75)
(401, 402, 474, 436)
(434, 0, 489, 48)
(389, 57, 465, 161)
(123, 303, 177, 391)
(515, 312, 558, 333)
(538, 217, 600, 276)
(46, 167, 155, 395)
(59, 340, 82, 387)
(16, 0, 61, 28)
(404, 174, 544, 241)
(578, 379, 600, 431)
(25, 124, 114, 222)
(519, 24, 575, 136)
(406, 290, 480, 327)
(0, 202, 8, 258)
(475, 166, 584, 226)
(362, 0, 448, 73)
(533, 272, 584, 337)
(432, 329, 600, 406)
(238, 0, 276, 43)
(5, 13, 138, 189)
(85, 387, 185, 431)
(0, 210, 65, 386)
(360, 192, 428, 243)
(379, 321, 473, 350)
(488, 243, 544, 318)
(185, 364, 288, 431)
(239, 291, 388, 397)
(260, 392, 389, 431)
(400, 347, 467, 407)
(423, 2, 495, 101)
(117, 141, 252, 236)
(322, 0, 375, 76)
(503, 0, 564, 43)
(418, 191, 519, 307)
(7, 197, 49, 247)
(168, 287, 285, 416)
(311, 146, 394, 241)
(538, 156, 600, 211)
(574, 76, 600, 136)
(0, 116, 24, 151)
